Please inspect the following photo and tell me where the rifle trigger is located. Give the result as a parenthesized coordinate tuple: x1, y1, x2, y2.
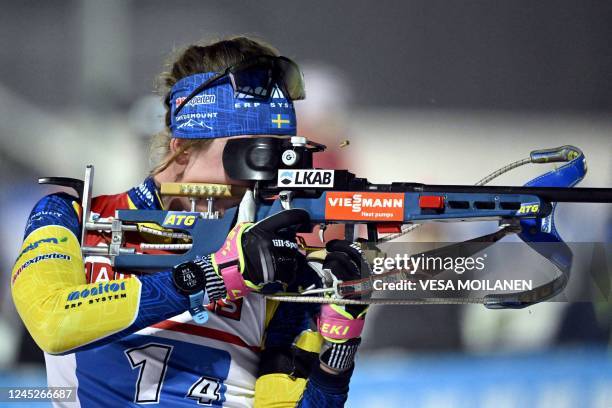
(318, 224, 327, 243)
(279, 190, 294, 210)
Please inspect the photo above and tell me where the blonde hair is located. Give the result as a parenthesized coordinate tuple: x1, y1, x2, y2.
(149, 36, 279, 175)
(149, 131, 212, 175)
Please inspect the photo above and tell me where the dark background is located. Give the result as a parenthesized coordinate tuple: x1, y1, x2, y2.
(1, 0, 611, 112)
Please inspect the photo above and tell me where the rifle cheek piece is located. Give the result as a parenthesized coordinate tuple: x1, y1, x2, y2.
(222, 136, 324, 182)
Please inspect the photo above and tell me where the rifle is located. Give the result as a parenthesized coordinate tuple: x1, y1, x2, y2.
(39, 139, 611, 308)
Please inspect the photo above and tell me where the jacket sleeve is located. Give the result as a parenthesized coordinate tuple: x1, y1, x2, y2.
(11, 193, 190, 355)
(295, 365, 353, 407)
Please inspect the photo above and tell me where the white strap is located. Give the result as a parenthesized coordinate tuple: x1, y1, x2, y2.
(237, 189, 256, 223)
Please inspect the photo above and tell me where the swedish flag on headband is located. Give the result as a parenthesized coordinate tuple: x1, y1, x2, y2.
(271, 114, 291, 129)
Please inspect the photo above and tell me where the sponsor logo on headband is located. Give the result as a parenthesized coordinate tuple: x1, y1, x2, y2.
(175, 94, 216, 107)
(176, 112, 218, 130)
(234, 102, 261, 109)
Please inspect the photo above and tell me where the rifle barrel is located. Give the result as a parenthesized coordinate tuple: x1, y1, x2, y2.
(403, 184, 612, 203)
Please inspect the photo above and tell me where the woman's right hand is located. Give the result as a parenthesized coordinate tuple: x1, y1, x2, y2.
(203, 209, 310, 301)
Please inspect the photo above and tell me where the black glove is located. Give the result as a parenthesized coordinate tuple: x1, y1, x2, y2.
(201, 209, 310, 301)
(241, 208, 310, 291)
(317, 240, 372, 372)
(323, 239, 370, 316)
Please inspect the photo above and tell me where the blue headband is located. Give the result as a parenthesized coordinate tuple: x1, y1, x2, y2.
(169, 73, 297, 139)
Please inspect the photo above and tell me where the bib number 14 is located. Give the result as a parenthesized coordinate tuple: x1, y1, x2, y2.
(125, 343, 221, 405)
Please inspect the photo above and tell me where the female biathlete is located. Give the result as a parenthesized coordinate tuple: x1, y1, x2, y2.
(11, 37, 369, 407)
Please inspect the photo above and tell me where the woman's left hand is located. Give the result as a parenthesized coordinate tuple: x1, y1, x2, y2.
(316, 240, 371, 373)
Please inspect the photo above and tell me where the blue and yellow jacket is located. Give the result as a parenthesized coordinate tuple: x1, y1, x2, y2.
(11, 177, 351, 407)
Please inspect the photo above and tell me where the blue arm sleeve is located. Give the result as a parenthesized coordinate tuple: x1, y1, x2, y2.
(297, 365, 353, 408)
(72, 270, 190, 353)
